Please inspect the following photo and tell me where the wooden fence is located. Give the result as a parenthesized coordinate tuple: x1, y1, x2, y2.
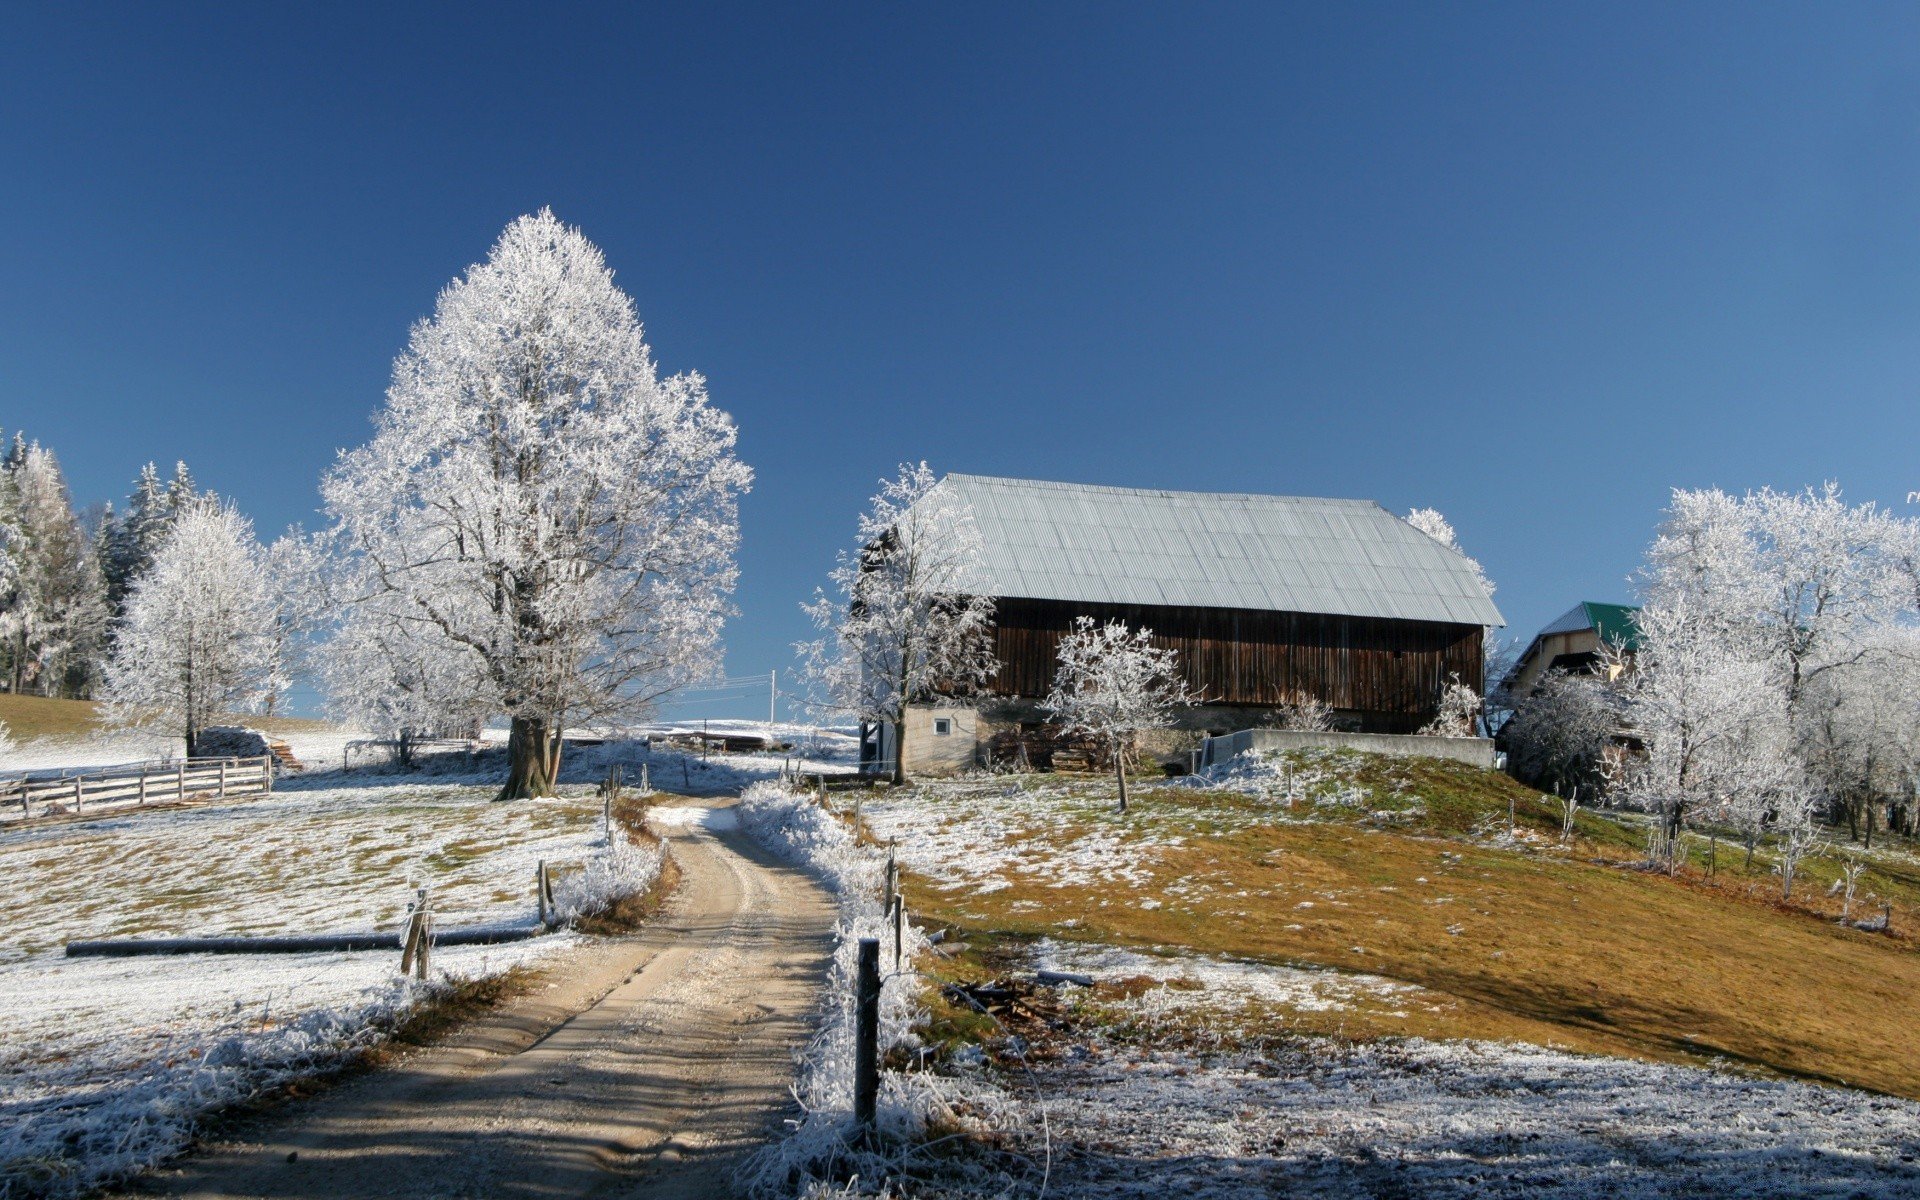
(0, 755, 275, 822)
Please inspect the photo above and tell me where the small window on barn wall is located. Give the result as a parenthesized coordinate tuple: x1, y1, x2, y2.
(933, 717, 953, 736)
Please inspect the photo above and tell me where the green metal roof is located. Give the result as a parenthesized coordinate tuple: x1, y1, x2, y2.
(1582, 602, 1642, 651)
(1536, 600, 1642, 650)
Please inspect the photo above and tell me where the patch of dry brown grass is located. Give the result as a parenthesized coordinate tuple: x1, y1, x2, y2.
(0, 693, 340, 746)
(0, 693, 101, 741)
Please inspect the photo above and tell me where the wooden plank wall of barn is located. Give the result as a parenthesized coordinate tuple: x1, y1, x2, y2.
(986, 597, 1483, 724)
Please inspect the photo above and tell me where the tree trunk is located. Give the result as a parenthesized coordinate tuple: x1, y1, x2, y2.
(1115, 747, 1130, 814)
(1865, 800, 1876, 850)
(500, 716, 559, 800)
(890, 716, 907, 786)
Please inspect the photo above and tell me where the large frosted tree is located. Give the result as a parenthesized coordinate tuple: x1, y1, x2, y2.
(323, 210, 751, 799)
(800, 463, 998, 784)
(104, 499, 279, 756)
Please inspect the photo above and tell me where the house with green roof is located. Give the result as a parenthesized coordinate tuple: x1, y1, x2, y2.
(1504, 601, 1642, 696)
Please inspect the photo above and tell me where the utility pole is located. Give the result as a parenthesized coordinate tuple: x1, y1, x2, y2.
(769, 669, 777, 733)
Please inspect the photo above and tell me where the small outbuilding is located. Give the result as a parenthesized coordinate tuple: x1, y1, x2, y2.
(1504, 601, 1641, 697)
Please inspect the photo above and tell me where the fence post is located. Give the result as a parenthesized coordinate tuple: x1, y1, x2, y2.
(74, 777, 84, 814)
(263, 755, 274, 794)
(138, 771, 148, 806)
(416, 907, 432, 980)
(218, 760, 228, 799)
(401, 887, 431, 976)
(640, 762, 649, 795)
(892, 894, 905, 974)
(537, 860, 550, 928)
(177, 761, 186, 801)
(855, 938, 880, 1132)
(400, 907, 422, 975)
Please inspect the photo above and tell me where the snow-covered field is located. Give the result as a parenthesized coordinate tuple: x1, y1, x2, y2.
(0, 770, 656, 1199)
(1, 725, 365, 777)
(998, 1035, 1920, 1198)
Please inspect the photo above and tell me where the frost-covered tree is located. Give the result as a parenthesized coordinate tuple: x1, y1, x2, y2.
(105, 499, 279, 756)
(1620, 484, 1920, 852)
(1774, 787, 1824, 901)
(1742, 485, 1901, 713)
(101, 461, 196, 626)
(800, 463, 998, 784)
(1043, 617, 1194, 813)
(0, 441, 107, 697)
(1503, 669, 1619, 799)
(1609, 588, 1793, 860)
(1795, 634, 1920, 846)
(322, 594, 495, 753)
(259, 529, 331, 717)
(323, 210, 750, 799)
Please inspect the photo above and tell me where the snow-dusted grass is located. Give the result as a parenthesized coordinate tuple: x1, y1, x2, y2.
(1031, 938, 1421, 1021)
(995, 1036, 1920, 1199)
(0, 775, 655, 1199)
(2, 724, 362, 777)
(327, 730, 857, 802)
(914, 933, 1920, 1197)
(862, 776, 1168, 897)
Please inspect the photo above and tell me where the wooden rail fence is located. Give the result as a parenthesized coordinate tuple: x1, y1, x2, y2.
(0, 755, 275, 822)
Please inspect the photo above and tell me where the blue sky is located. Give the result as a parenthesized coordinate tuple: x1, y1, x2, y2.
(7, 3, 1920, 721)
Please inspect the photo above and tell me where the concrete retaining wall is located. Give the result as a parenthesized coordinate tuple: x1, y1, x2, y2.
(1201, 728, 1498, 770)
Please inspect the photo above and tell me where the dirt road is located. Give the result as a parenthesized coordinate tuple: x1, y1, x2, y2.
(132, 806, 832, 1200)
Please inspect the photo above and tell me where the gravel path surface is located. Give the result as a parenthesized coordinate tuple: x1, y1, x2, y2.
(123, 804, 833, 1200)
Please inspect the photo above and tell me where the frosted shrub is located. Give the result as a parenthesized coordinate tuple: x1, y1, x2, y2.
(548, 837, 664, 926)
(1273, 692, 1335, 732)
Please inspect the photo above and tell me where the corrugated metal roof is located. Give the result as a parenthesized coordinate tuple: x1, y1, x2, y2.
(930, 474, 1504, 627)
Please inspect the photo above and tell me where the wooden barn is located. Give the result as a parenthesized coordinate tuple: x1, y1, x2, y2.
(869, 474, 1504, 775)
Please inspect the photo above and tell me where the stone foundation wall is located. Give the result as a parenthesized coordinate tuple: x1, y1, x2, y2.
(1199, 728, 1498, 770)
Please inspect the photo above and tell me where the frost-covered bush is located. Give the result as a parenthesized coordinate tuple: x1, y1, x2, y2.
(548, 835, 665, 926)
(736, 781, 950, 1195)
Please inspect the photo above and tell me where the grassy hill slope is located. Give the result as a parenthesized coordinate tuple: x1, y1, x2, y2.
(867, 750, 1920, 1099)
(0, 693, 336, 745)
